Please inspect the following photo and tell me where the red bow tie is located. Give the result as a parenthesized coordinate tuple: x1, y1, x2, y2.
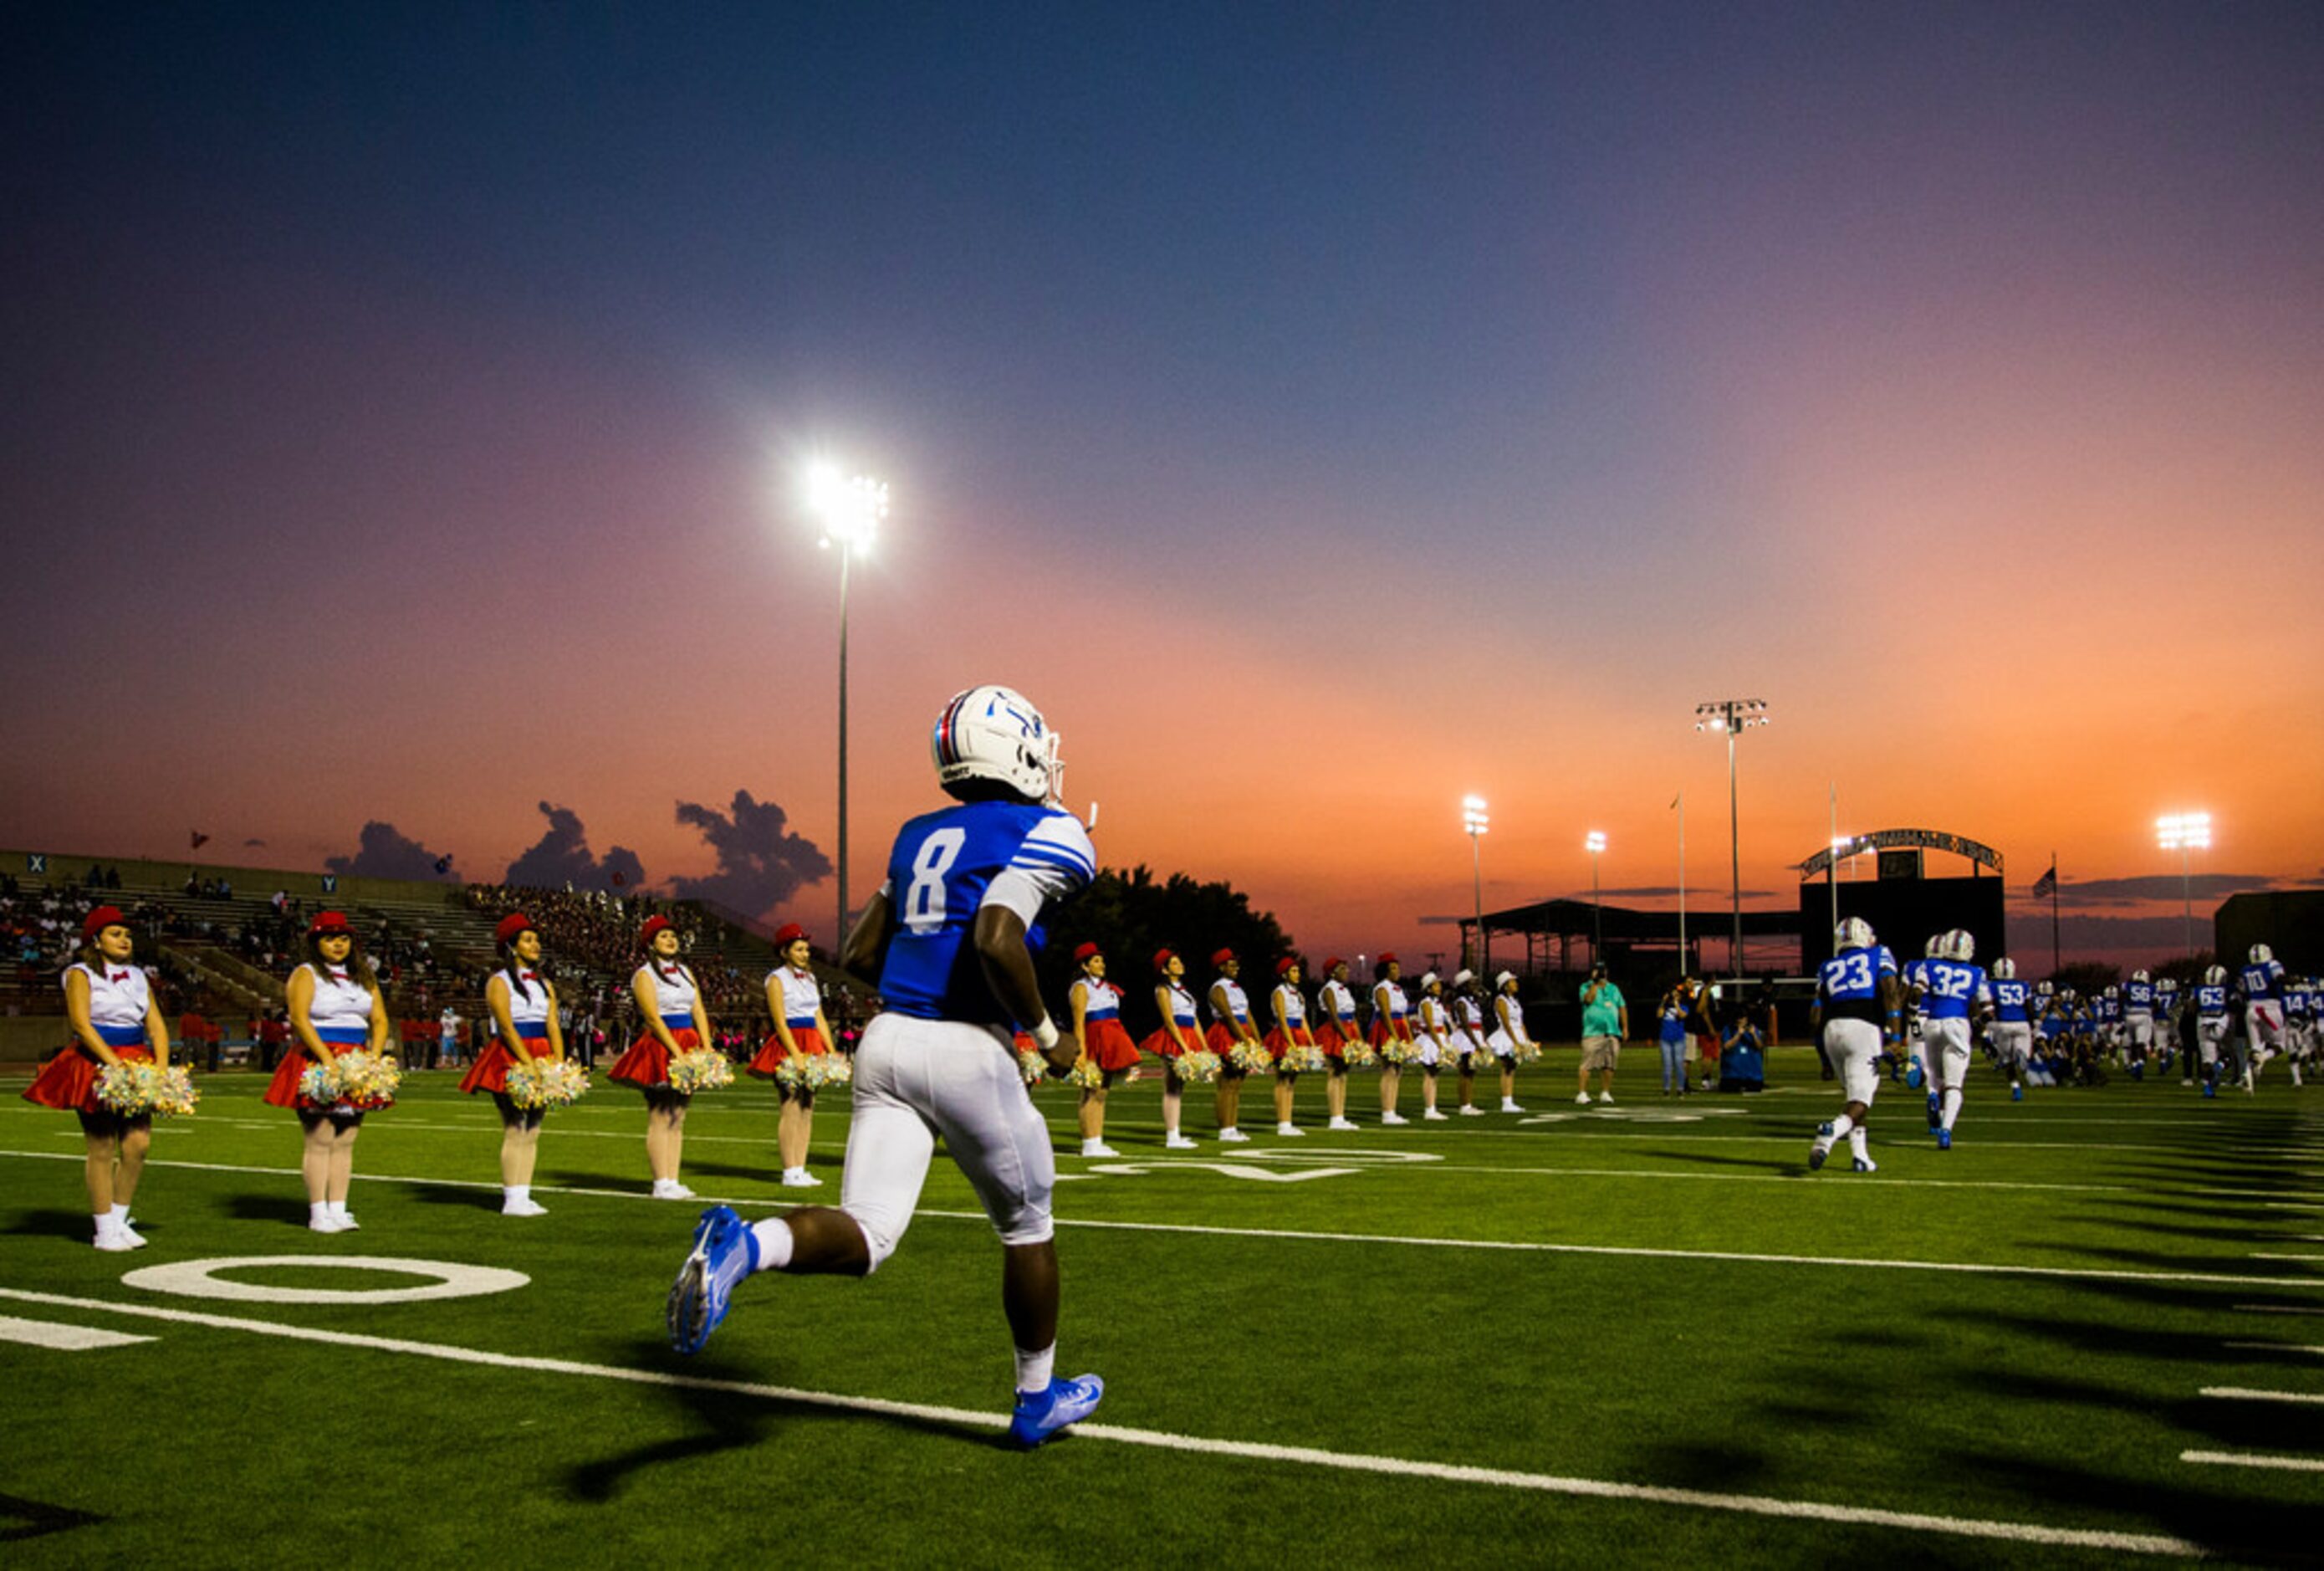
(521, 971, 539, 980)
(110, 971, 132, 982)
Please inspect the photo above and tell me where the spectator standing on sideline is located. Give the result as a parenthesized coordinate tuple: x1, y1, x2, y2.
(1576, 962, 1627, 1105)
(438, 1006, 462, 1069)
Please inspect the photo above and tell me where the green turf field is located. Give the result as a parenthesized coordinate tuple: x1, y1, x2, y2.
(2, 1048, 2317, 1567)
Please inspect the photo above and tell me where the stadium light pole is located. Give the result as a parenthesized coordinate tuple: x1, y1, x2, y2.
(1463, 796, 1489, 974)
(2155, 811, 2211, 958)
(1694, 699, 1769, 982)
(810, 464, 889, 949)
(1585, 831, 1606, 964)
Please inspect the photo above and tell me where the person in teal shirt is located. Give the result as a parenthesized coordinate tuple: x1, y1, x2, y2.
(1576, 964, 1629, 1104)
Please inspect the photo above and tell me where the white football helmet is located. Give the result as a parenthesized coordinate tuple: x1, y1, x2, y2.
(2130, 969, 2150, 984)
(1923, 934, 1945, 959)
(2204, 965, 2228, 985)
(1948, 929, 1976, 962)
(2250, 943, 2273, 965)
(1836, 917, 1875, 952)
(2103, 985, 2119, 999)
(1991, 957, 2015, 979)
(931, 685, 1061, 803)
(2035, 980, 2054, 995)
(2156, 976, 2177, 992)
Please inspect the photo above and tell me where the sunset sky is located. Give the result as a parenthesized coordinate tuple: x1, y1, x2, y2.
(5, 3, 2319, 969)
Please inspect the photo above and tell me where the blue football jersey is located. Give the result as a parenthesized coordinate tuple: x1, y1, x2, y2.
(2126, 979, 2154, 1012)
(2096, 995, 2121, 1024)
(2240, 959, 2285, 1002)
(2195, 983, 2229, 1018)
(1818, 944, 1897, 1023)
(1917, 959, 1988, 1021)
(873, 800, 1096, 1028)
(1992, 979, 2030, 1022)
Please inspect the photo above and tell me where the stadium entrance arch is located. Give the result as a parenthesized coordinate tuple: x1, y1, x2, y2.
(1797, 829, 2005, 970)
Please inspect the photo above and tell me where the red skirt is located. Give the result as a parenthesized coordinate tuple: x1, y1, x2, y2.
(1368, 1020, 1415, 1047)
(23, 1044, 153, 1115)
(1263, 1026, 1316, 1062)
(263, 1046, 332, 1110)
(611, 1026, 699, 1089)
(1315, 1021, 1355, 1058)
(1139, 1023, 1198, 1059)
(1085, 1018, 1140, 1072)
(459, 1039, 549, 1096)
(748, 1024, 829, 1077)
(1206, 1022, 1247, 1054)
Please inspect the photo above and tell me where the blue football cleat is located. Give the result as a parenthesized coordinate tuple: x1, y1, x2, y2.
(1936, 1128, 1951, 1151)
(2202, 1081, 2216, 1098)
(1906, 1062, 1923, 1089)
(1009, 1374, 1105, 1449)
(1808, 1121, 1834, 1171)
(667, 1205, 753, 1355)
(2010, 1083, 2023, 1101)
(1852, 1155, 1878, 1173)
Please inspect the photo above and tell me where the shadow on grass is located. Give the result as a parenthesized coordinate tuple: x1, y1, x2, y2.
(224, 1191, 309, 1227)
(3, 1208, 95, 1241)
(0, 1492, 105, 1545)
(562, 1337, 1014, 1503)
(406, 1185, 506, 1212)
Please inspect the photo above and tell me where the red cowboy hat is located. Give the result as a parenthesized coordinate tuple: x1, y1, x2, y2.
(1074, 941, 1102, 964)
(308, 910, 353, 937)
(638, 915, 674, 949)
(1274, 956, 1298, 975)
(1211, 948, 1236, 966)
(82, 905, 128, 941)
(774, 922, 808, 947)
(1323, 956, 1345, 973)
(493, 913, 535, 946)
(1152, 948, 1177, 974)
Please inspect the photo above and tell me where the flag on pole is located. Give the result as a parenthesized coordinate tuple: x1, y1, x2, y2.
(2030, 863, 2056, 898)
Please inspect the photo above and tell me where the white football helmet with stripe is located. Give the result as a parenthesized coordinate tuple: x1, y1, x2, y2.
(1836, 917, 1875, 952)
(931, 685, 1062, 804)
(1991, 957, 2015, 979)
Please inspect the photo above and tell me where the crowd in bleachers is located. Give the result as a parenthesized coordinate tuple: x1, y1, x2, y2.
(462, 885, 764, 1013)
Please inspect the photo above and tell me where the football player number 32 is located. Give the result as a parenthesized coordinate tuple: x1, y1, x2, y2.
(903, 829, 968, 933)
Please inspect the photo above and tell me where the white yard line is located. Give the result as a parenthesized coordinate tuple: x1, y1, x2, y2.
(0, 1285, 2207, 1557)
(2179, 1450, 2324, 1473)
(2199, 1386, 2324, 1404)
(0, 1313, 156, 1350)
(2224, 1341, 2324, 1357)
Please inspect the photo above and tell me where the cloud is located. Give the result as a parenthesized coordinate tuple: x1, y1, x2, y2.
(503, 802, 645, 891)
(668, 791, 831, 920)
(2050, 872, 2280, 907)
(326, 821, 458, 881)
(243, 837, 267, 847)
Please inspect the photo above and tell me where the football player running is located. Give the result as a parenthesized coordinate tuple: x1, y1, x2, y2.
(1988, 957, 2034, 1101)
(666, 685, 1104, 1449)
(1809, 917, 1902, 1174)
(2241, 944, 2291, 1087)
(2192, 965, 2234, 1097)
(2122, 970, 2158, 1080)
(1912, 929, 1989, 1150)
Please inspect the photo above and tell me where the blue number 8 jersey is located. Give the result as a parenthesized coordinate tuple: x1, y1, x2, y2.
(875, 800, 1097, 1029)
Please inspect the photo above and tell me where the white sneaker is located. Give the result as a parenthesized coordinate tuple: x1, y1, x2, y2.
(116, 1221, 150, 1249)
(309, 1215, 346, 1234)
(1575, 1092, 1592, 1106)
(1500, 1100, 1525, 1113)
(1081, 1140, 1121, 1158)
(1380, 1111, 1408, 1125)
(503, 1198, 549, 1217)
(93, 1231, 139, 1252)
(1218, 1127, 1250, 1144)
(1422, 1108, 1449, 1121)
(1164, 1133, 1198, 1149)
(1326, 1117, 1359, 1131)
(334, 1213, 360, 1231)
(1275, 1123, 1304, 1136)
(1458, 1105, 1486, 1117)
(1596, 1092, 1614, 1104)
(780, 1169, 823, 1188)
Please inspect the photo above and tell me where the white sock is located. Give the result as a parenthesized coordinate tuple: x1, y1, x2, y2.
(109, 1203, 131, 1229)
(1941, 1088, 1964, 1133)
(94, 1212, 115, 1240)
(329, 1200, 351, 1220)
(749, 1217, 794, 1272)
(1826, 1113, 1855, 1141)
(1848, 1128, 1870, 1161)
(311, 1201, 332, 1223)
(505, 1185, 529, 1204)
(1015, 1343, 1055, 1396)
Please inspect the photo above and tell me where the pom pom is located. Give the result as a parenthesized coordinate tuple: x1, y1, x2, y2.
(773, 1052, 850, 1092)
(1172, 1050, 1224, 1085)
(1377, 1038, 1414, 1066)
(503, 1059, 591, 1109)
(1338, 1041, 1379, 1068)
(95, 1061, 200, 1119)
(1228, 1040, 1274, 1076)
(1017, 1046, 1050, 1086)
(1065, 1057, 1106, 1090)
(1277, 1045, 1327, 1075)
(667, 1048, 735, 1094)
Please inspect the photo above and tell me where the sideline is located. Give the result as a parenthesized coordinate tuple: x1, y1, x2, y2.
(0, 1284, 2207, 1558)
(4, 1148, 2319, 1290)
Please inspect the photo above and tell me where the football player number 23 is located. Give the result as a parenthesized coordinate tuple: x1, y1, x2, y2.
(903, 829, 968, 933)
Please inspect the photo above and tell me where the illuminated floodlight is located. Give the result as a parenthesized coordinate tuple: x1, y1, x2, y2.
(1462, 796, 1489, 837)
(2155, 812, 2211, 852)
(1585, 831, 1606, 854)
(1693, 699, 1769, 734)
(809, 464, 889, 552)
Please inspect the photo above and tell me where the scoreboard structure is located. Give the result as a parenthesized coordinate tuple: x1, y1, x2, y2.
(1797, 828, 2008, 972)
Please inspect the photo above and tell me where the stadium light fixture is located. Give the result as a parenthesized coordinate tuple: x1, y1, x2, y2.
(2155, 811, 2211, 958)
(1694, 699, 1768, 982)
(1463, 797, 1489, 972)
(1585, 831, 1606, 960)
(808, 463, 891, 945)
